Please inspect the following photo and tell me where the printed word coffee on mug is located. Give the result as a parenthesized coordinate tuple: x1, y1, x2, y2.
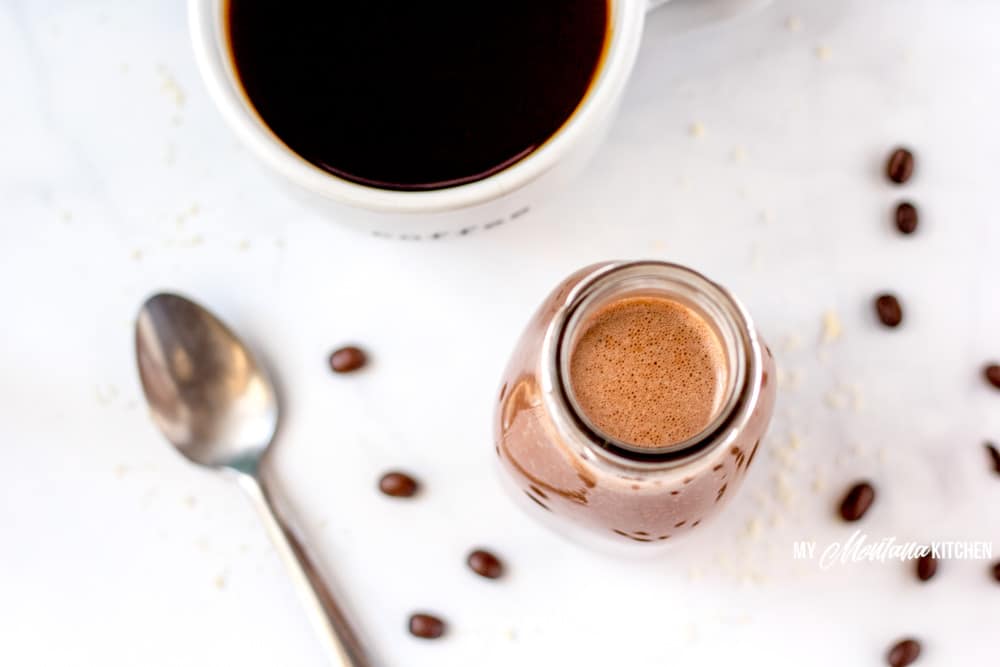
(227, 1, 609, 191)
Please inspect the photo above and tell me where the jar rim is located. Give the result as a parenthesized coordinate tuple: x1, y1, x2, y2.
(544, 261, 764, 469)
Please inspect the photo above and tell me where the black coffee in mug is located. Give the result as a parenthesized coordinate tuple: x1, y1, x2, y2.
(227, 1, 608, 191)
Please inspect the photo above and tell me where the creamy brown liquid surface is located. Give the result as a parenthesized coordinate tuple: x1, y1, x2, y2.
(568, 296, 728, 448)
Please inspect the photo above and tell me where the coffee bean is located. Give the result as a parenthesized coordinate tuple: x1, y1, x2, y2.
(984, 364, 1000, 390)
(379, 471, 419, 498)
(467, 549, 504, 579)
(985, 442, 1000, 476)
(839, 481, 875, 521)
(886, 148, 914, 184)
(408, 613, 445, 639)
(894, 202, 918, 235)
(887, 638, 921, 667)
(875, 294, 903, 328)
(992, 561, 1000, 583)
(329, 345, 366, 373)
(915, 552, 937, 581)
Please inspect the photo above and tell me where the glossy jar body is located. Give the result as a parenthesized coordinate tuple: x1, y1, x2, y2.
(494, 261, 776, 547)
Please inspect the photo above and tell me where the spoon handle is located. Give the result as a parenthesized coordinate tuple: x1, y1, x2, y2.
(237, 474, 371, 667)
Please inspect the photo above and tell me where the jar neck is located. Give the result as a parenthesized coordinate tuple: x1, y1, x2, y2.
(546, 261, 759, 469)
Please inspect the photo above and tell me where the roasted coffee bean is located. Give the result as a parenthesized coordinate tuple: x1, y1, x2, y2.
(408, 613, 445, 639)
(379, 471, 419, 498)
(875, 294, 904, 328)
(329, 345, 366, 373)
(886, 148, 914, 184)
(984, 364, 1000, 390)
(467, 549, 504, 579)
(915, 552, 937, 581)
(887, 638, 921, 667)
(985, 442, 1000, 476)
(992, 561, 1000, 583)
(839, 481, 876, 521)
(895, 202, 918, 234)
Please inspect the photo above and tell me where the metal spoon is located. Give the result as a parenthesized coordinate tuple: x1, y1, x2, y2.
(135, 292, 370, 667)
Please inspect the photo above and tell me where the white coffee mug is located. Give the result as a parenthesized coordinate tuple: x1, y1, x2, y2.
(189, 0, 767, 240)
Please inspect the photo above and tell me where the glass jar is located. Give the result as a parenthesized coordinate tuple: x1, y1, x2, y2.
(493, 261, 776, 547)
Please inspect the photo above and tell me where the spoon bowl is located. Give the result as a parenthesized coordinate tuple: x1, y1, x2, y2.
(136, 293, 277, 473)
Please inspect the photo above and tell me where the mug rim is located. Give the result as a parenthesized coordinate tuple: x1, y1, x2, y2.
(188, 0, 646, 215)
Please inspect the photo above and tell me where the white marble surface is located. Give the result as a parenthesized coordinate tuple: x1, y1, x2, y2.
(2, 1, 999, 665)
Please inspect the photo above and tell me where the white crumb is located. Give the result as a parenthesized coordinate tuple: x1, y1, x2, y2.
(811, 474, 826, 493)
(689, 121, 706, 138)
(774, 473, 795, 507)
(732, 145, 748, 162)
(784, 369, 802, 389)
(746, 518, 762, 540)
(113, 464, 128, 479)
(213, 573, 227, 590)
(759, 208, 774, 225)
(237, 239, 251, 252)
(824, 390, 846, 410)
(815, 46, 832, 61)
(168, 234, 204, 248)
(183, 496, 197, 509)
(821, 310, 842, 343)
(95, 384, 118, 406)
(130, 249, 143, 261)
(786, 16, 802, 32)
(158, 66, 186, 108)
(783, 333, 803, 352)
(774, 447, 797, 470)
